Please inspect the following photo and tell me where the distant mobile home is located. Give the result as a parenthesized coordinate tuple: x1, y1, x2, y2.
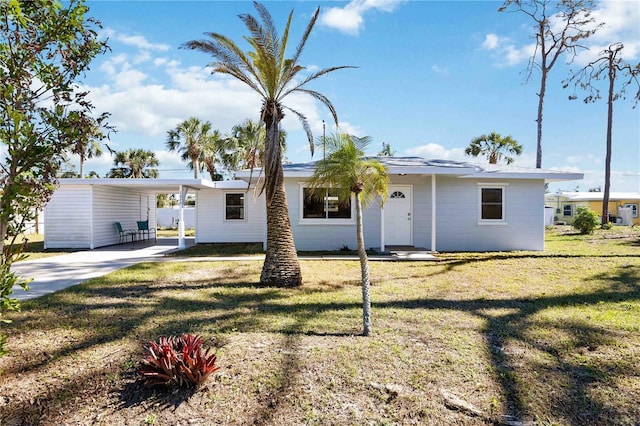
(545, 191, 640, 226)
(45, 157, 583, 252)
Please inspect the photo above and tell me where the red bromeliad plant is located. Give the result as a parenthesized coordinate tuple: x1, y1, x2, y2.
(138, 334, 220, 388)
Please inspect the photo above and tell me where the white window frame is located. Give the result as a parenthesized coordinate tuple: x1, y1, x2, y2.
(477, 183, 508, 225)
(563, 204, 573, 217)
(623, 203, 638, 218)
(298, 184, 355, 225)
(224, 192, 246, 222)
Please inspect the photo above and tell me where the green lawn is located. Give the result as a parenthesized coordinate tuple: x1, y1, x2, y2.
(0, 226, 638, 425)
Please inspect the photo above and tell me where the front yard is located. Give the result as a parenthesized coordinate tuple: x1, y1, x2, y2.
(0, 226, 638, 425)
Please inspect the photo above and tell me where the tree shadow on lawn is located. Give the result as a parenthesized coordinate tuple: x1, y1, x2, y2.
(3, 263, 639, 425)
(379, 263, 640, 424)
(425, 252, 639, 278)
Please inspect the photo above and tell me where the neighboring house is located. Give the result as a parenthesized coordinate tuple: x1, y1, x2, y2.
(545, 192, 640, 226)
(45, 157, 582, 252)
(234, 157, 582, 252)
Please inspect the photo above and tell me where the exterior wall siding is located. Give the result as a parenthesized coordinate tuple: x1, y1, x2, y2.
(45, 185, 158, 249)
(44, 186, 92, 249)
(435, 177, 544, 251)
(286, 179, 358, 251)
(92, 186, 154, 248)
(196, 189, 265, 243)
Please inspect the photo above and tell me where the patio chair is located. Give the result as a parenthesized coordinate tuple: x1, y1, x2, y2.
(137, 220, 156, 243)
(115, 222, 137, 244)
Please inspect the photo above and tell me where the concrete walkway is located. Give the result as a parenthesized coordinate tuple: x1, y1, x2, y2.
(10, 238, 436, 301)
(11, 238, 195, 301)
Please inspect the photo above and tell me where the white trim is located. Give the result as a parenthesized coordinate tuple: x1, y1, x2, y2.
(223, 191, 247, 222)
(477, 183, 508, 225)
(178, 185, 187, 249)
(89, 185, 95, 250)
(380, 205, 385, 252)
(298, 183, 355, 225)
(431, 175, 436, 252)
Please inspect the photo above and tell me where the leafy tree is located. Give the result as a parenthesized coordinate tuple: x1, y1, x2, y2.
(166, 117, 215, 179)
(499, 0, 600, 168)
(573, 206, 600, 234)
(0, 0, 109, 355)
(465, 132, 523, 164)
(564, 43, 640, 225)
(184, 2, 354, 287)
(307, 134, 389, 336)
(107, 149, 159, 178)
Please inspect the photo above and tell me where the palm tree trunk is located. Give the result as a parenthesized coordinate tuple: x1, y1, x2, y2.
(260, 105, 302, 287)
(355, 193, 372, 336)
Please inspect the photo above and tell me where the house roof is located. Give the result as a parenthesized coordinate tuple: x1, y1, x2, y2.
(546, 191, 640, 201)
(235, 156, 584, 182)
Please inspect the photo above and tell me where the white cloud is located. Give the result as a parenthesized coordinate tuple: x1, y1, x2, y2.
(431, 64, 449, 76)
(575, 1, 640, 65)
(481, 33, 536, 67)
(320, 0, 404, 35)
(484, 2, 640, 68)
(104, 28, 171, 51)
(405, 143, 467, 161)
(567, 154, 602, 165)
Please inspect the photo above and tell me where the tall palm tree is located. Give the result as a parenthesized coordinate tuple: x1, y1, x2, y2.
(200, 128, 226, 181)
(185, 2, 354, 287)
(69, 120, 104, 178)
(465, 132, 523, 165)
(107, 148, 159, 178)
(307, 134, 389, 336)
(166, 117, 215, 179)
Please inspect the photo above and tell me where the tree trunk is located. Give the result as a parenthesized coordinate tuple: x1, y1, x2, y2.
(536, 53, 547, 168)
(355, 193, 372, 336)
(602, 61, 615, 226)
(260, 102, 302, 287)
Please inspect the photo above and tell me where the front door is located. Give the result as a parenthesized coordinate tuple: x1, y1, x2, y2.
(384, 185, 412, 246)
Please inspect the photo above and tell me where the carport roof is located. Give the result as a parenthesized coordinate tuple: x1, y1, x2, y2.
(57, 178, 248, 192)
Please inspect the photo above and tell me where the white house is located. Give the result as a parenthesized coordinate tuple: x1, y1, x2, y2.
(44, 157, 582, 252)
(233, 157, 583, 252)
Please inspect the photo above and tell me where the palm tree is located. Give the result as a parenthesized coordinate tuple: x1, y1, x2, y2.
(200, 128, 226, 181)
(107, 148, 159, 178)
(70, 121, 104, 178)
(184, 2, 354, 287)
(307, 134, 389, 336)
(465, 132, 523, 165)
(166, 117, 215, 179)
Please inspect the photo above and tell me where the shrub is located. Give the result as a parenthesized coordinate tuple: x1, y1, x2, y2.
(138, 334, 220, 389)
(572, 206, 600, 234)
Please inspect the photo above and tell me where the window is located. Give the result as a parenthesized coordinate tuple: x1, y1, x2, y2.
(478, 184, 507, 224)
(301, 187, 351, 221)
(563, 204, 573, 217)
(225, 193, 245, 220)
(624, 203, 638, 218)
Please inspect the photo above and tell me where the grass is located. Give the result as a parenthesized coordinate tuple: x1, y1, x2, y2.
(4, 234, 75, 261)
(0, 226, 638, 425)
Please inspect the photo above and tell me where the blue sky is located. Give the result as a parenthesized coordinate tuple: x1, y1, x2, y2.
(75, 0, 639, 192)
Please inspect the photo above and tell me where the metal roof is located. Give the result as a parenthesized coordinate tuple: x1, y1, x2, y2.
(235, 156, 584, 182)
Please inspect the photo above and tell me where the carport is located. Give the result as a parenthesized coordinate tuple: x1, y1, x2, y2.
(44, 178, 218, 250)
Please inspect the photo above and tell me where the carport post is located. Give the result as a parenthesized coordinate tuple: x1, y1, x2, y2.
(178, 185, 187, 249)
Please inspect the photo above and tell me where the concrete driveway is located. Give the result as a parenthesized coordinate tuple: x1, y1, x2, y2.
(11, 238, 194, 301)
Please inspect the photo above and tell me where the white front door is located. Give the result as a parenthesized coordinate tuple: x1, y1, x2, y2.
(384, 185, 412, 246)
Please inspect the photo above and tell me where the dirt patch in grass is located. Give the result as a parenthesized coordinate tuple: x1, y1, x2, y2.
(1, 227, 639, 425)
